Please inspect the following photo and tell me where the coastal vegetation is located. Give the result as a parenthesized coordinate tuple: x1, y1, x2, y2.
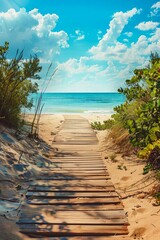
(92, 52, 160, 202)
(91, 119, 115, 130)
(0, 42, 42, 127)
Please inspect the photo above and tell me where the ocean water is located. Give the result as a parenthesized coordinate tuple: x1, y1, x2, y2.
(27, 92, 125, 114)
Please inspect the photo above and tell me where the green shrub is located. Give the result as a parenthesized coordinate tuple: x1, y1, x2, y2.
(91, 119, 115, 130)
(0, 42, 42, 127)
(111, 52, 160, 201)
(113, 52, 160, 153)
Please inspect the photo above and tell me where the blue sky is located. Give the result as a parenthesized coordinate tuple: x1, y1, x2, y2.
(0, 0, 160, 92)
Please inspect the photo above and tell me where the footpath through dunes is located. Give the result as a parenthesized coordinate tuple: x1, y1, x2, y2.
(17, 115, 130, 239)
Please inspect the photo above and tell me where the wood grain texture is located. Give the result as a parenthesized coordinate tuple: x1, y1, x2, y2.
(17, 115, 129, 238)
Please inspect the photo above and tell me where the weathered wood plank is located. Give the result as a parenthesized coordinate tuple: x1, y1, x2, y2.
(30, 179, 111, 186)
(19, 218, 128, 225)
(17, 116, 129, 238)
(27, 197, 121, 205)
(36, 176, 111, 180)
(48, 159, 104, 162)
(26, 191, 118, 198)
(54, 142, 98, 145)
(22, 203, 124, 211)
(19, 209, 128, 225)
(38, 170, 108, 174)
(28, 186, 115, 192)
(47, 163, 105, 166)
(18, 224, 128, 236)
(42, 167, 107, 171)
(24, 236, 131, 240)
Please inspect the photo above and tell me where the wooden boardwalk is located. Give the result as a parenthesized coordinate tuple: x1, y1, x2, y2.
(17, 115, 129, 239)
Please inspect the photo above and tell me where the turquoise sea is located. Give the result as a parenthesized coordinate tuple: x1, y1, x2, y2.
(28, 92, 125, 114)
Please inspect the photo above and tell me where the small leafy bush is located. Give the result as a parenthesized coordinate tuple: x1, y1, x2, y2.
(91, 119, 115, 130)
(0, 42, 42, 127)
(111, 52, 160, 201)
(143, 164, 152, 175)
(113, 52, 160, 154)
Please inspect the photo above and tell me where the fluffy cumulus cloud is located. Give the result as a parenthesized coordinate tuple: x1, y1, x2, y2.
(0, 8, 69, 60)
(150, 1, 160, 16)
(135, 21, 159, 31)
(87, 7, 159, 67)
(89, 8, 140, 60)
(56, 57, 102, 78)
(53, 6, 160, 92)
(54, 57, 122, 92)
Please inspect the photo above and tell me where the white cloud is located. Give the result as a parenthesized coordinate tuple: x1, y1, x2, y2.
(89, 8, 140, 60)
(150, 1, 160, 16)
(41, 7, 159, 92)
(53, 4, 160, 91)
(97, 30, 103, 40)
(135, 21, 159, 31)
(151, 1, 160, 9)
(77, 35, 85, 41)
(56, 57, 102, 77)
(124, 32, 133, 37)
(123, 38, 129, 43)
(53, 8, 160, 92)
(149, 27, 160, 41)
(0, 8, 69, 60)
(87, 8, 159, 67)
(75, 29, 85, 41)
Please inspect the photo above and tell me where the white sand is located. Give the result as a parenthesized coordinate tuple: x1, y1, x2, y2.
(30, 114, 160, 239)
(0, 113, 159, 239)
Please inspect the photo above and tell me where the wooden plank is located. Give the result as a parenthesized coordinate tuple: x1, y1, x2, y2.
(36, 176, 111, 180)
(46, 162, 104, 165)
(56, 134, 97, 137)
(22, 203, 124, 211)
(17, 116, 129, 239)
(36, 174, 110, 181)
(26, 191, 118, 198)
(48, 162, 104, 165)
(52, 146, 99, 150)
(48, 162, 104, 164)
(30, 179, 111, 186)
(42, 167, 106, 171)
(41, 171, 107, 175)
(18, 224, 128, 236)
(23, 236, 131, 240)
(52, 149, 100, 152)
(49, 156, 102, 158)
(40, 171, 108, 174)
(52, 153, 101, 156)
(47, 164, 104, 167)
(48, 158, 103, 160)
(55, 137, 97, 140)
(54, 142, 98, 145)
(28, 186, 115, 192)
(41, 171, 108, 175)
(19, 209, 127, 225)
(19, 217, 128, 225)
(50, 157, 102, 160)
(27, 197, 121, 205)
(48, 161, 103, 164)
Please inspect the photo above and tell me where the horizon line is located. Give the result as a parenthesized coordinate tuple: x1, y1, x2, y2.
(38, 91, 120, 94)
